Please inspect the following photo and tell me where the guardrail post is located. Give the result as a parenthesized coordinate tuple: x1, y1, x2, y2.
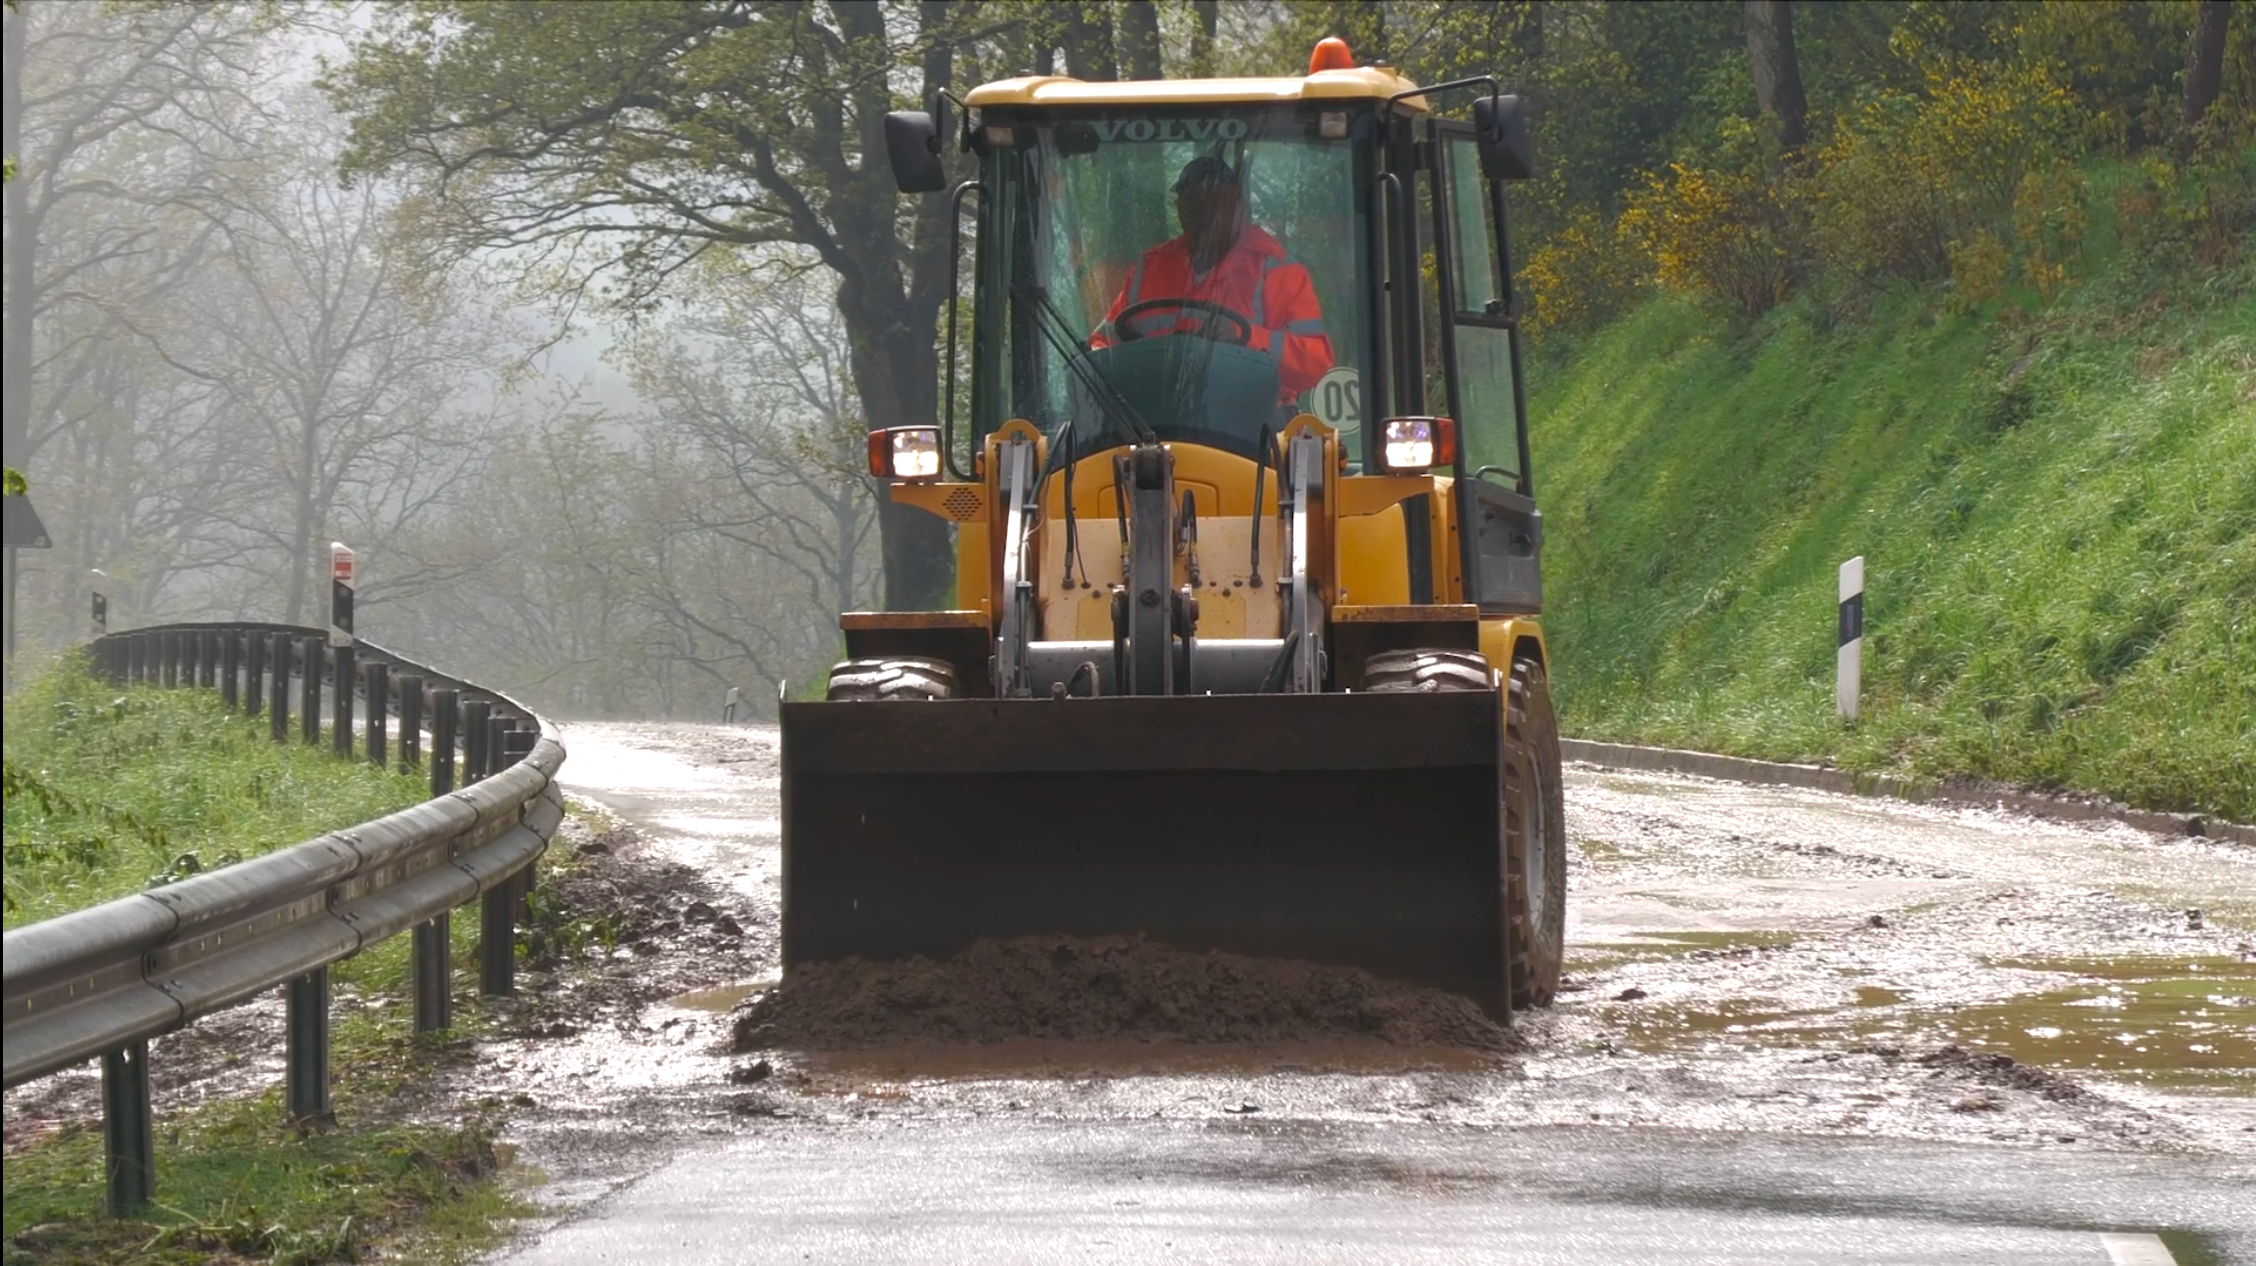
(502, 726, 539, 921)
(102, 1041, 155, 1215)
(431, 690, 458, 795)
(330, 544, 356, 758)
(201, 632, 219, 689)
(480, 879, 516, 997)
(300, 635, 322, 746)
(270, 633, 292, 743)
(126, 632, 144, 683)
(159, 632, 176, 687)
(333, 647, 355, 758)
(486, 714, 509, 781)
(246, 631, 266, 717)
(399, 675, 423, 771)
(221, 632, 242, 711)
(365, 662, 388, 767)
(414, 912, 452, 1033)
(463, 699, 491, 784)
(285, 968, 332, 1123)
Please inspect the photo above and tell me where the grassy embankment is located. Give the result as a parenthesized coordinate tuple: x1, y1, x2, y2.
(1518, 218, 2253, 821)
(3, 656, 527, 1264)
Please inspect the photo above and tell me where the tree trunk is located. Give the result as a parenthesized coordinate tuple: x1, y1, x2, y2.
(835, 282, 953, 610)
(1061, 2, 1118, 81)
(1744, 0, 1808, 159)
(2181, 0, 2230, 158)
(1190, 0, 1217, 76)
(1119, 0, 1162, 80)
(3, 6, 31, 663)
(827, 0, 958, 610)
(3, 4, 32, 480)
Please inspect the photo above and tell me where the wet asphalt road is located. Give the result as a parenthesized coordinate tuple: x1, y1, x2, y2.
(494, 1119, 2246, 1265)
(485, 722, 2254, 1265)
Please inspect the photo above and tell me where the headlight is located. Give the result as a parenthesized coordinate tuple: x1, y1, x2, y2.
(868, 426, 942, 481)
(1380, 416, 1455, 472)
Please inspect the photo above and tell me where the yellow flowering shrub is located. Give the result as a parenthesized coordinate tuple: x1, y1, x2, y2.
(1617, 163, 1795, 317)
(1810, 55, 2083, 292)
(1521, 208, 1648, 342)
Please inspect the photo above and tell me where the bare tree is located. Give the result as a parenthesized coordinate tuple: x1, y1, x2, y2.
(621, 260, 883, 626)
(137, 109, 507, 625)
(4, 0, 271, 651)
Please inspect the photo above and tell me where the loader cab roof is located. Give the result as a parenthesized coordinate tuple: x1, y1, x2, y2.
(964, 68, 1431, 113)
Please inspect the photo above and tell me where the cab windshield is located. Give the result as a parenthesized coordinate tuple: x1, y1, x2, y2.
(975, 106, 1373, 467)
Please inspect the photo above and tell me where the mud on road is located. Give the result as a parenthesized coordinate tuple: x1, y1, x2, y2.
(429, 720, 2252, 1228)
(18, 719, 2244, 1246)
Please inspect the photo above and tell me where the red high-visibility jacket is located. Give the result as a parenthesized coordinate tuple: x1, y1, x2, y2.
(1090, 225, 1335, 399)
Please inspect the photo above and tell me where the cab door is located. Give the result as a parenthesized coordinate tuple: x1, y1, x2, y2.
(1428, 120, 1542, 616)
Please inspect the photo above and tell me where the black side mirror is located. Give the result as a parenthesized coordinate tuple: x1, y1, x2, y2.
(1471, 94, 1533, 181)
(884, 111, 947, 193)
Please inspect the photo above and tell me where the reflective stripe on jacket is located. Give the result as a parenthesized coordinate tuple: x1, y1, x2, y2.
(1090, 225, 1335, 398)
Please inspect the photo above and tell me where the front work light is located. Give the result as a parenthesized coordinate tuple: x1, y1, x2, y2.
(868, 426, 942, 481)
(1380, 416, 1456, 472)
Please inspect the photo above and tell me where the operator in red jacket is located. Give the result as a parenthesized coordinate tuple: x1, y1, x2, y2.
(1090, 156, 1335, 405)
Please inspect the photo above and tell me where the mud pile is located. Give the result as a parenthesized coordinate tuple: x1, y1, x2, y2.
(730, 935, 1519, 1053)
(1916, 1044, 2085, 1101)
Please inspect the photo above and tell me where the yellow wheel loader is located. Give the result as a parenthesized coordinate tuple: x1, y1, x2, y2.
(781, 39, 1566, 1021)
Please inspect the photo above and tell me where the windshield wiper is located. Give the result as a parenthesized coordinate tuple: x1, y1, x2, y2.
(1013, 282, 1160, 451)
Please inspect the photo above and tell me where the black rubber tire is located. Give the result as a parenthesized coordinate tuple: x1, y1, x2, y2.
(1360, 648, 1496, 694)
(824, 657, 956, 702)
(1504, 657, 1568, 1010)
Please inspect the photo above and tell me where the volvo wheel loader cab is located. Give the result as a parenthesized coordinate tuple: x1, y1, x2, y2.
(781, 42, 1566, 1020)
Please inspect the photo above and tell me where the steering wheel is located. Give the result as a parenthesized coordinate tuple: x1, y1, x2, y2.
(1113, 297, 1254, 346)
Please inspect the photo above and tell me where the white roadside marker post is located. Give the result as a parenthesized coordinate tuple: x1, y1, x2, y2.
(1837, 555, 1864, 723)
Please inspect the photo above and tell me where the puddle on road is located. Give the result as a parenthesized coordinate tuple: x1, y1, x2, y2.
(664, 974, 780, 1013)
(1942, 956, 2256, 1088)
(1590, 953, 2255, 1092)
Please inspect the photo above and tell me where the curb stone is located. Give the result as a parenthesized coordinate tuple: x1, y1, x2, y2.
(1557, 738, 2255, 850)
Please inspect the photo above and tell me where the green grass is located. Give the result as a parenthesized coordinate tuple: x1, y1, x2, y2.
(3, 654, 431, 927)
(0, 1085, 523, 1266)
(1510, 256, 2254, 820)
(0, 866, 544, 1265)
(3, 655, 542, 1263)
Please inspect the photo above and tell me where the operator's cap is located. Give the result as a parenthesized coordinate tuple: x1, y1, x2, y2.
(1171, 156, 1239, 195)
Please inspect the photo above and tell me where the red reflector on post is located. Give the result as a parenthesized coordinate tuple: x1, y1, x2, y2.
(1308, 37, 1354, 74)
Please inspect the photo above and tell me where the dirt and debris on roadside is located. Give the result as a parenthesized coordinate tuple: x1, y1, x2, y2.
(503, 805, 771, 1034)
(727, 934, 1522, 1056)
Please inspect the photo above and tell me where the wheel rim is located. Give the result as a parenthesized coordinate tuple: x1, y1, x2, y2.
(1523, 755, 1548, 921)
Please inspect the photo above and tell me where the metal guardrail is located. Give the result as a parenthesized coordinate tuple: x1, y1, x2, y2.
(2, 622, 568, 1214)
